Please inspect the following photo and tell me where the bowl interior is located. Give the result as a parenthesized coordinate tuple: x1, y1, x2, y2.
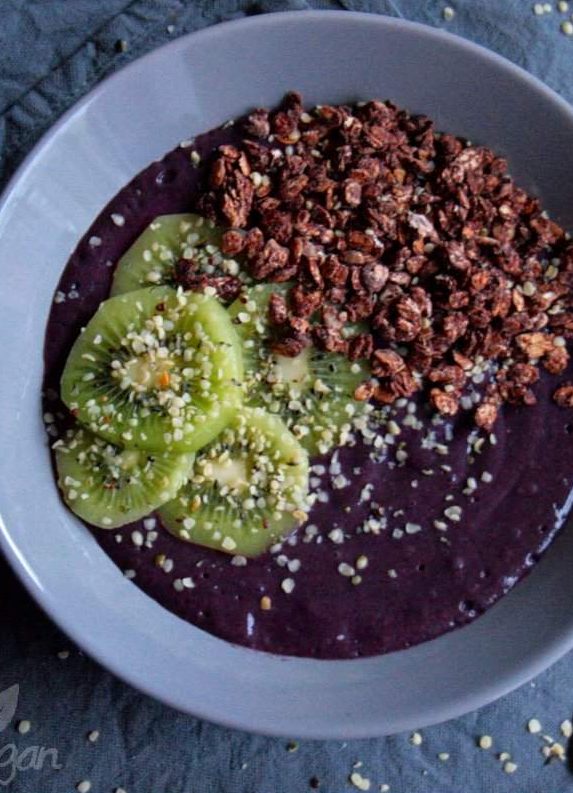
(1, 11, 573, 739)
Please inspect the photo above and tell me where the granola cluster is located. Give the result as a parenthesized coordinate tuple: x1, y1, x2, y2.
(196, 92, 573, 429)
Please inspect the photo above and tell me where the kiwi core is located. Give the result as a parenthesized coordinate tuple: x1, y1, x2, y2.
(269, 350, 310, 385)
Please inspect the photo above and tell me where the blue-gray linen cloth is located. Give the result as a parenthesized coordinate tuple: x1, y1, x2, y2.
(1, 2, 573, 791)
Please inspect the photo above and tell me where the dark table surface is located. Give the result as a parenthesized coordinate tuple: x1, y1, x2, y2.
(2, 2, 573, 791)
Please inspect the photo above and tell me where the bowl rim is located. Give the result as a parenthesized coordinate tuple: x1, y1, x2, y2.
(2, 9, 573, 739)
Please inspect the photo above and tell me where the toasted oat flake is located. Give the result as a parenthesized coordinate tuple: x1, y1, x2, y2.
(260, 595, 272, 610)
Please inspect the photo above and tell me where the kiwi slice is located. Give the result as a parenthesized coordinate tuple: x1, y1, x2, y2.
(158, 407, 309, 557)
(54, 426, 193, 529)
(61, 286, 243, 453)
(110, 213, 241, 296)
(228, 284, 369, 455)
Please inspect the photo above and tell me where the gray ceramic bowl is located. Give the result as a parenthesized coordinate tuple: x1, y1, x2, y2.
(1, 11, 573, 739)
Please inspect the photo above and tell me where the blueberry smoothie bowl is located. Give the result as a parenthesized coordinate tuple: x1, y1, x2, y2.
(44, 92, 573, 660)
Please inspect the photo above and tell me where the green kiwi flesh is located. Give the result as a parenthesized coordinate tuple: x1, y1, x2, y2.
(158, 407, 309, 557)
(228, 284, 369, 455)
(110, 213, 241, 296)
(61, 286, 243, 453)
(55, 426, 193, 529)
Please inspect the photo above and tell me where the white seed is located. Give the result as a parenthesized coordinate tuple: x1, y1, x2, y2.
(111, 213, 125, 227)
(527, 718, 542, 734)
(442, 5, 455, 20)
(478, 735, 493, 749)
(77, 782, 92, 793)
(444, 505, 462, 521)
(560, 719, 573, 738)
(88, 730, 100, 743)
(17, 720, 31, 734)
(281, 578, 296, 594)
(410, 731, 423, 746)
(231, 555, 248, 567)
(503, 761, 518, 774)
(561, 19, 573, 32)
(350, 772, 371, 791)
(438, 752, 450, 761)
(131, 531, 144, 547)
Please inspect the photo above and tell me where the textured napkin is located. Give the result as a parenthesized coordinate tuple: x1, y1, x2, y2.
(1, 2, 573, 791)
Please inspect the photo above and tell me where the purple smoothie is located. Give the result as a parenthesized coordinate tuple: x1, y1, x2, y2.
(42, 124, 573, 659)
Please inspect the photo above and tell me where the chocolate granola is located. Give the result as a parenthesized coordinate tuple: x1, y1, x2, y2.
(195, 92, 573, 429)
